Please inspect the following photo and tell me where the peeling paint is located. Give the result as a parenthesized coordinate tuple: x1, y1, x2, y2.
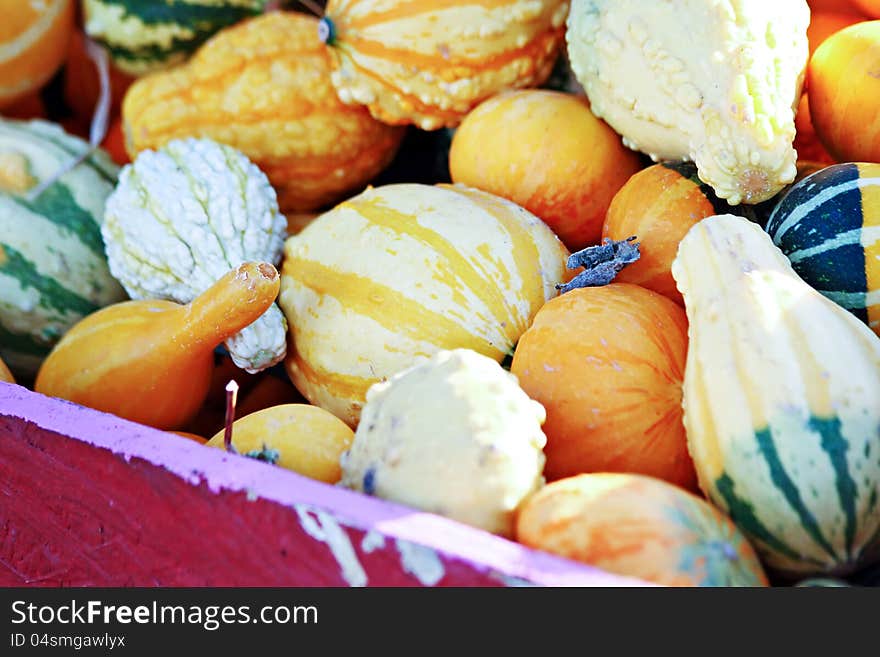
(295, 505, 367, 587)
(396, 539, 445, 586)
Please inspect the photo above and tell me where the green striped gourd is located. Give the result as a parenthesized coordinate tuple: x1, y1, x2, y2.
(278, 183, 569, 427)
(765, 162, 880, 337)
(0, 119, 127, 379)
(671, 214, 880, 576)
(82, 0, 266, 76)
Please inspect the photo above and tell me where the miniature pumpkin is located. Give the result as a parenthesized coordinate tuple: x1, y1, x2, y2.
(807, 11, 866, 54)
(82, 0, 267, 76)
(0, 0, 74, 108)
(450, 90, 643, 251)
(35, 262, 281, 431)
(207, 403, 355, 483)
(102, 138, 288, 373)
(808, 20, 880, 163)
(0, 119, 126, 380)
(850, 0, 880, 17)
(0, 354, 13, 383)
(516, 473, 769, 587)
(510, 283, 696, 490)
(279, 182, 569, 426)
(320, 0, 570, 130)
(566, 0, 809, 205)
(122, 11, 405, 213)
(672, 214, 880, 576)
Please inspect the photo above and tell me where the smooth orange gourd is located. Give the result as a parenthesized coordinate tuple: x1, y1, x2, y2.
(793, 94, 836, 165)
(0, 0, 74, 108)
(510, 283, 696, 490)
(62, 29, 134, 124)
(450, 90, 643, 251)
(850, 0, 880, 18)
(0, 354, 14, 384)
(35, 262, 281, 430)
(807, 11, 866, 54)
(808, 21, 880, 162)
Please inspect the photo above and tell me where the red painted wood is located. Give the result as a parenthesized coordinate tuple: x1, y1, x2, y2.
(0, 383, 649, 587)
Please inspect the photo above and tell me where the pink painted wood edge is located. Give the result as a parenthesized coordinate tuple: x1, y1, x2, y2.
(0, 382, 650, 587)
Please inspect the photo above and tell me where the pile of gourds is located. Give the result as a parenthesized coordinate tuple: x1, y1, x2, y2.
(1, 0, 879, 588)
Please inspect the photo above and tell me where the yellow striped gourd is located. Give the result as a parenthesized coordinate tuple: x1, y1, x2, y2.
(278, 183, 569, 426)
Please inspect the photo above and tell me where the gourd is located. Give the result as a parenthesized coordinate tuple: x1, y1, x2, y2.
(206, 403, 354, 484)
(516, 473, 769, 587)
(320, 0, 571, 130)
(62, 29, 134, 125)
(510, 283, 696, 490)
(0, 354, 13, 384)
(807, 11, 866, 54)
(34, 261, 281, 431)
(0, 119, 127, 380)
(340, 349, 547, 538)
(279, 182, 569, 427)
(850, 0, 880, 17)
(0, 0, 74, 108)
(122, 11, 405, 214)
(808, 21, 880, 163)
(566, 0, 810, 205)
(82, 0, 266, 76)
(671, 214, 880, 576)
(765, 162, 880, 336)
(102, 138, 288, 373)
(793, 95, 836, 166)
(449, 90, 643, 251)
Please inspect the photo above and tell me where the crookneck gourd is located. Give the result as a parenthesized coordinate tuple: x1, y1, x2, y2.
(320, 0, 571, 130)
(102, 138, 288, 373)
(121, 10, 405, 213)
(671, 213, 880, 577)
(566, 0, 810, 205)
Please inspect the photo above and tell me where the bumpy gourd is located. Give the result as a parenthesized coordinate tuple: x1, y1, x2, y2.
(320, 0, 571, 130)
(0, 119, 127, 380)
(35, 261, 281, 430)
(82, 0, 266, 76)
(279, 182, 569, 426)
(672, 214, 880, 576)
(0, 0, 74, 108)
(122, 11, 405, 213)
(566, 0, 810, 205)
(340, 349, 548, 537)
(102, 138, 288, 373)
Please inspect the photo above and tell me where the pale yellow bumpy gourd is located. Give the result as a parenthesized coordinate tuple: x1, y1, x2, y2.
(671, 214, 880, 576)
(566, 0, 810, 205)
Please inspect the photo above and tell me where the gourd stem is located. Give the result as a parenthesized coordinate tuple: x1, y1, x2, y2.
(318, 17, 336, 44)
(557, 236, 640, 294)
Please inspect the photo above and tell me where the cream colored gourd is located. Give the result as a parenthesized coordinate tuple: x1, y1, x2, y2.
(566, 0, 810, 205)
(102, 138, 288, 373)
(671, 214, 880, 576)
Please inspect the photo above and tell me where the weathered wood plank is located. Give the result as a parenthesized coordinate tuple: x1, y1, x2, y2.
(0, 382, 648, 587)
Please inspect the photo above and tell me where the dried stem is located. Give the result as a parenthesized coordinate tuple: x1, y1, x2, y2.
(224, 380, 240, 454)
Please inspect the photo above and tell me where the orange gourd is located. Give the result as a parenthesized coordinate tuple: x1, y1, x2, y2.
(0, 354, 14, 384)
(122, 11, 405, 214)
(516, 473, 769, 587)
(0, 0, 74, 108)
(602, 162, 728, 306)
(850, 0, 880, 17)
(510, 283, 696, 490)
(35, 262, 281, 431)
(236, 374, 305, 418)
(1, 94, 46, 120)
(168, 431, 208, 444)
(101, 117, 130, 166)
(450, 90, 643, 251)
(807, 11, 866, 54)
(793, 94, 836, 165)
(808, 20, 880, 163)
(62, 29, 134, 124)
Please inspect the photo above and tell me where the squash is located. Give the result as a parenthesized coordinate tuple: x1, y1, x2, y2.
(62, 29, 135, 125)
(0, 0, 74, 108)
(206, 403, 354, 483)
(102, 137, 288, 373)
(1, 94, 47, 121)
(169, 430, 208, 444)
(566, 0, 810, 205)
(850, 0, 880, 17)
(516, 473, 769, 587)
(279, 182, 569, 427)
(34, 261, 281, 431)
(101, 118, 130, 166)
(765, 162, 880, 336)
(121, 11, 405, 214)
(510, 283, 696, 490)
(808, 20, 880, 163)
(0, 119, 127, 380)
(340, 349, 547, 537)
(82, 0, 267, 76)
(320, 0, 570, 130)
(793, 95, 836, 166)
(449, 90, 643, 251)
(671, 214, 880, 576)
(0, 354, 13, 384)
(808, 11, 867, 54)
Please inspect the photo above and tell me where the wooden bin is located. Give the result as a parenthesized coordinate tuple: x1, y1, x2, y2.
(0, 382, 649, 587)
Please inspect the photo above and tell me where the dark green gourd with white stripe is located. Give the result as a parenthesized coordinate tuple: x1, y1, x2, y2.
(765, 162, 880, 337)
(0, 119, 126, 379)
(671, 214, 880, 577)
(83, 0, 267, 76)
